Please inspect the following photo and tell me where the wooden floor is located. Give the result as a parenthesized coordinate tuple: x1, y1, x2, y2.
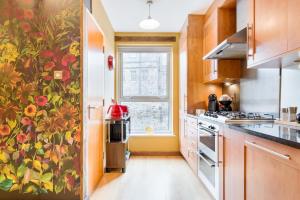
(90, 156, 214, 200)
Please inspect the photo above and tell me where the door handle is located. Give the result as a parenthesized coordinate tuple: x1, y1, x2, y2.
(88, 105, 97, 119)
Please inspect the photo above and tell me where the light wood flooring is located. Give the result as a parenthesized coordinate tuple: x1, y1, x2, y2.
(90, 156, 214, 200)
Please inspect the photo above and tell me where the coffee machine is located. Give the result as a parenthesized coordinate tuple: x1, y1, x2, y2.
(208, 94, 219, 112)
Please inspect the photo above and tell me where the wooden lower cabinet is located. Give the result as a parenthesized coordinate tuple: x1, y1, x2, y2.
(224, 127, 300, 200)
(223, 127, 245, 200)
(180, 115, 198, 175)
(244, 135, 300, 200)
(180, 117, 189, 160)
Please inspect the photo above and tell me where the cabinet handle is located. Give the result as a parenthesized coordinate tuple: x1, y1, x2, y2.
(245, 141, 291, 160)
(184, 95, 187, 112)
(247, 23, 254, 57)
(197, 151, 215, 167)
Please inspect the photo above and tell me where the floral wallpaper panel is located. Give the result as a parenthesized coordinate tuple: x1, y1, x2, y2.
(0, 0, 81, 198)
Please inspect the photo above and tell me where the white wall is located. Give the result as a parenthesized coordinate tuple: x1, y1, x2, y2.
(281, 68, 300, 110)
(92, 0, 115, 109)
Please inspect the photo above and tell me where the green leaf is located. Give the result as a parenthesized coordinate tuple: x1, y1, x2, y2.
(0, 175, 5, 183)
(54, 179, 64, 194)
(51, 95, 61, 105)
(17, 164, 26, 178)
(36, 148, 45, 155)
(0, 179, 13, 191)
(28, 96, 34, 103)
(41, 173, 53, 183)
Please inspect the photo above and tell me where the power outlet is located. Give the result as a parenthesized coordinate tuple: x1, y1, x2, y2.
(54, 71, 63, 80)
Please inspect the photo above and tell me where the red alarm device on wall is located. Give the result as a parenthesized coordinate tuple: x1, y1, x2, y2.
(108, 55, 114, 71)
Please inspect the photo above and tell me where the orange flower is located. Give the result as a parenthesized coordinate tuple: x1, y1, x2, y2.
(55, 103, 77, 128)
(24, 104, 37, 117)
(0, 124, 10, 137)
(23, 9, 33, 20)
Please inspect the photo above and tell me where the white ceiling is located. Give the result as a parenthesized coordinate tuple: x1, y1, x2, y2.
(101, 0, 214, 32)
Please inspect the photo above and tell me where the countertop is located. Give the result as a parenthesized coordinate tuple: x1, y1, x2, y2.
(229, 123, 300, 149)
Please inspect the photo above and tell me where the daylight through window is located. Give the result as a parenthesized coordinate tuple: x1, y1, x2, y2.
(118, 46, 172, 134)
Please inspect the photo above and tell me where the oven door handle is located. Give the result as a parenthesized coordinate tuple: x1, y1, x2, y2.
(198, 126, 216, 136)
(197, 151, 216, 168)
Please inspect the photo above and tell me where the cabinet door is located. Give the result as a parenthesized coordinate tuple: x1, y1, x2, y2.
(224, 128, 245, 200)
(249, 0, 288, 65)
(203, 11, 217, 82)
(288, 0, 300, 51)
(245, 139, 300, 200)
(179, 32, 187, 114)
(180, 118, 189, 160)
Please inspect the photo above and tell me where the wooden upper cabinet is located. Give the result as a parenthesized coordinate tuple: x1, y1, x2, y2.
(288, 0, 300, 52)
(248, 0, 288, 67)
(203, 11, 217, 82)
(179, 15, 222, 113)
(203, 8, 241, 83)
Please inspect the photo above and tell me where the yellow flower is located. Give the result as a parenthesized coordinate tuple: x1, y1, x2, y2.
(0, 43, 19, 63)
(35, 142, 42, 149)
(69, 41, 80, 56)
(21, 143, 30, 151)
(24, 104, 37, 117)
(0, 151, 10, 163)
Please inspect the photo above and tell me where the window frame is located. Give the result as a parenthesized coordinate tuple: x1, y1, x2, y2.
(117, 46, 173, 134)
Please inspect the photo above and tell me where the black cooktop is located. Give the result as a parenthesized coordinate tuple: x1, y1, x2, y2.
(229, 123, 300, 149)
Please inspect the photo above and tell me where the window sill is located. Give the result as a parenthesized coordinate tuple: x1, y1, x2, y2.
(129, 133, 176, 137)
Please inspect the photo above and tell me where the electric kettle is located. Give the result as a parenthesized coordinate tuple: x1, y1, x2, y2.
(107, 100, 123, 119)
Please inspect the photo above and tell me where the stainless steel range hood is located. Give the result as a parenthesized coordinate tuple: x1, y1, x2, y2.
(203, 27, 247, 60)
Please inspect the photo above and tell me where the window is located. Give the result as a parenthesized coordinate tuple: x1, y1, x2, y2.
(118, 46, 172, 134)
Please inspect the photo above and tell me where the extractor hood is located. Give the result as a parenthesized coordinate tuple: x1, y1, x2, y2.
(203, 27, 247, 60)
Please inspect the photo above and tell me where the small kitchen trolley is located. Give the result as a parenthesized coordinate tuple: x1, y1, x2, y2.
(105, 116, 130, 173)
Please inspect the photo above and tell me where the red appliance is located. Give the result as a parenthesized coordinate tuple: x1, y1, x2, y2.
(107, 100, 123, 119)
(120, 105, 129, 116)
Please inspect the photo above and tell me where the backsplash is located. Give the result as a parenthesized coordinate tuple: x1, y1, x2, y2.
(0, 0, 81, 199)
(239, 62, 280, 114)
(281, 67, 300, 111)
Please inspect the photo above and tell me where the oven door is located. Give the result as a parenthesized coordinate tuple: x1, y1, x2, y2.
(197, 150, 216, 197)
(198, 125, 217, 162)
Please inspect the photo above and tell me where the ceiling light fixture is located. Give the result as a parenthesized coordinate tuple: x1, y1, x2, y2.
(139, 0, 160, 30)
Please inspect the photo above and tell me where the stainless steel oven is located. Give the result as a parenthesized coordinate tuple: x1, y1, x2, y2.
(197, 119, 222, 200)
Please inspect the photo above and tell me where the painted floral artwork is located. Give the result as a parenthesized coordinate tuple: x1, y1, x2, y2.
(0, 0, 81, 197)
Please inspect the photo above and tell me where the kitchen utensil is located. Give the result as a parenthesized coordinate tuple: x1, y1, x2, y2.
(107, 100, 123, 119)
(208, 94, 219, 112)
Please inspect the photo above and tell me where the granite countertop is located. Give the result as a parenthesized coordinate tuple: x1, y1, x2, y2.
(229, 123, 300, 149)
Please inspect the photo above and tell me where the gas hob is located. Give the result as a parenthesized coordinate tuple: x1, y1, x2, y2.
(199, 111, 275, 124)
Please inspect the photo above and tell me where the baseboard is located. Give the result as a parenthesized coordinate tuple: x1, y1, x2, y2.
(130, 151, 182, 156)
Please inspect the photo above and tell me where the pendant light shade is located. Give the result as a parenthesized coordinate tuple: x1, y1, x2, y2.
(139, 0, 160, 30)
